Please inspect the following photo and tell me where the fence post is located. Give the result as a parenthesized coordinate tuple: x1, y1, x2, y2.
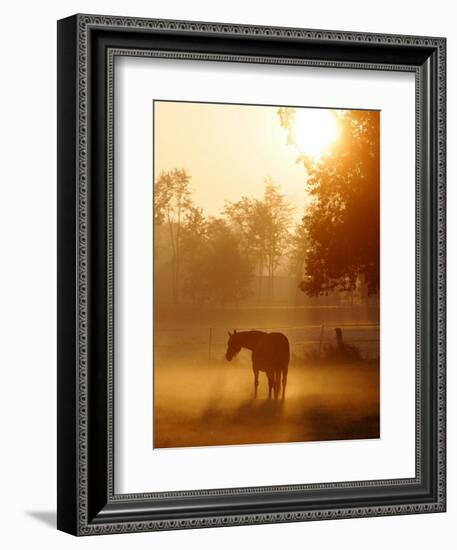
(318, 324, 324, 356)
(335, 327, 344, 350)
(208, 327, 212, 364)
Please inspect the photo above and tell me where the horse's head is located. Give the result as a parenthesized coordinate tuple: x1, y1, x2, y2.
(226, 330, 241, 361)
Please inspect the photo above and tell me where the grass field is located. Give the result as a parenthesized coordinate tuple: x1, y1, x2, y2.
(154, 355, 380, 448)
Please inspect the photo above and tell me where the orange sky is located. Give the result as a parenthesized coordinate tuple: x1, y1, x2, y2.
(153, 101, 310, 222)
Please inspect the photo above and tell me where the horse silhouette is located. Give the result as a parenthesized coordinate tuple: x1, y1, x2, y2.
(225, 330, 290, 400)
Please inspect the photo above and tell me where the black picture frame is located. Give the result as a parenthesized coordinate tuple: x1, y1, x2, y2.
(57, 13, 446, 535)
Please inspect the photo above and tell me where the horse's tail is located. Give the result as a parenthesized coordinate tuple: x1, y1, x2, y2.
(283, 336, 290, 371)
(267, 332, 290, 399)
(281, 348, 289, 399)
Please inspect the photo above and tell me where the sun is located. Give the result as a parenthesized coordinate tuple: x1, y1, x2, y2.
(293, 108, 340, 160)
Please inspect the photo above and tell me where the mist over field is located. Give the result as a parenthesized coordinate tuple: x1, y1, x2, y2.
(154, 361, 379, 448)
(154, 306, 380, 448)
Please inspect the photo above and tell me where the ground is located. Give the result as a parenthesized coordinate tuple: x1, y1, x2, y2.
(154, 356, 379, 448)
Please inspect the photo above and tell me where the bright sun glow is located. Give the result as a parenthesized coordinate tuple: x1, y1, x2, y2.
(293, 109, 340, 160)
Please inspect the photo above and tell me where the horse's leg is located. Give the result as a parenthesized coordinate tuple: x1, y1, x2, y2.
(274, 371, 280, 400)
(253, 367, 259, 399)
(281, 367, 288, 400)
(267, 374, 273, 400)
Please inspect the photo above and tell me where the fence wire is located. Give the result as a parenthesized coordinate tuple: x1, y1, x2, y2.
(156, 323, 380, 361)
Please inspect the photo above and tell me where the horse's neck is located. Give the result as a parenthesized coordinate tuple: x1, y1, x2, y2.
(239, 331, 264, 351)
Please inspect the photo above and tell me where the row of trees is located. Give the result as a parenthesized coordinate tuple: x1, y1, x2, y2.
(155, 171, 297, 305)
(155, 109, 380, 305)
(223, 178, 294, 298)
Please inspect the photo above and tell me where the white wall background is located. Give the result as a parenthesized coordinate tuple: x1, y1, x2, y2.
(0, 0, 454, 547)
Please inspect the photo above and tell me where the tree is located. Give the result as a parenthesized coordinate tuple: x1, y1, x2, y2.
(279, 109, 380, 296)
(224, 195, 266, 298)
(262, 178, 294, 295)
(181, 216, 253, 305)
(288, 218, 309, 283)
(224, 179, 293, 298)
(180, 205, 207, 304)
(154, 169, 193, 304)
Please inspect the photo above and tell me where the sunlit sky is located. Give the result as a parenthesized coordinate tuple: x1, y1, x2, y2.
(154, 101, 312, 223)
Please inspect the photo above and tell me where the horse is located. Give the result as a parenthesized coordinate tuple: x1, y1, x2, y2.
(225, 330, 290, 400)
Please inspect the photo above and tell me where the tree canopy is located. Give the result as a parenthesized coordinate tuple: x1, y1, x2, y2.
(154, 169, 193, 304)
(280, 109, 380, 296)
(224, 178, 293, 297)
(181, 216, 252, 305)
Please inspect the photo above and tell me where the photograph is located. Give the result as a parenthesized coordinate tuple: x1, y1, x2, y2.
(153, 100, 380, 449)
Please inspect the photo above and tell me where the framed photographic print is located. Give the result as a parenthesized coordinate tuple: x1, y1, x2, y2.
(57, 14, 446, 535)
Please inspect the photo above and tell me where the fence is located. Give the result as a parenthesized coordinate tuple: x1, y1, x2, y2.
(155, 323, 380, 362)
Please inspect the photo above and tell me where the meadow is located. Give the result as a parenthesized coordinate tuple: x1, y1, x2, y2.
(154, 306, 380, 448)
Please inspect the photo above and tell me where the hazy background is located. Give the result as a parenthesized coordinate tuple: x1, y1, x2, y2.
(154, 101, 308, 222)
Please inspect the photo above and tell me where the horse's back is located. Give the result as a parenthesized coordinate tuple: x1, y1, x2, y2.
(268, 332, 289, 349)
(254, 332, 289, 370)
(268, 332, 290, 364)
